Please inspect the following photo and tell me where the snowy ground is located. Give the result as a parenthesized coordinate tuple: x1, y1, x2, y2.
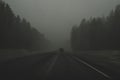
(0, 49, 31, 61)
(0, 49, 56, 62)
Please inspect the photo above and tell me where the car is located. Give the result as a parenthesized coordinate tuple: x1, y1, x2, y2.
(59, 48, 64, 52)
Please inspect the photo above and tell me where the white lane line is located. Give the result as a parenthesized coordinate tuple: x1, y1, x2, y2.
(73, 56, 111, 79)
(46, 54, 59, 74)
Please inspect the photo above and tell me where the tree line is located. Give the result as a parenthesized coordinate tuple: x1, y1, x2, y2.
(0, 0, 50, 51)
(71, 5, 120, 51)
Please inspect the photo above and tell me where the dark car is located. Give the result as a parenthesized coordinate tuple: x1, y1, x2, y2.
(59, 48, 64, 52)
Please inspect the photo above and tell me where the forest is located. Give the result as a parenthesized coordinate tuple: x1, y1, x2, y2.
(0, 0, 50, 51)
(71, 5, 120, 51)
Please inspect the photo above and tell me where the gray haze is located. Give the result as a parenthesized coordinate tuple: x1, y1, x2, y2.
(3, 0, 120, 47)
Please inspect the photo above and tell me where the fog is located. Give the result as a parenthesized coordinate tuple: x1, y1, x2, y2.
(4, 0, 120, 47)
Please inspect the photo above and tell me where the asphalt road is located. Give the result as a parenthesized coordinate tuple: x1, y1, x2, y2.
(0, 51, 114, 80)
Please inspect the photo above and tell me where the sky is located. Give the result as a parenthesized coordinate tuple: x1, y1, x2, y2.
(3, 0, 120, 47)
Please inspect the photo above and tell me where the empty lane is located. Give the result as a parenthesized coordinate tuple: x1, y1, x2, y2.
(0, 51, 113, 80)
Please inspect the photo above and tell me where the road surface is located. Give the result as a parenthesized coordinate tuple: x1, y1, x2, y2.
(0, 51, 114, 80)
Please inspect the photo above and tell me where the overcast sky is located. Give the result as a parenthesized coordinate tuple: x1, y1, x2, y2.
(3, 0, 120, 47)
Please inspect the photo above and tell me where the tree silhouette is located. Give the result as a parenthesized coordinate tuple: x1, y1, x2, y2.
(71, 4, 120, 51)
(0, 0, 50, 51)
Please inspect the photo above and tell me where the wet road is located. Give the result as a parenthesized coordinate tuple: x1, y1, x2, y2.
(0, 51, 112, 80)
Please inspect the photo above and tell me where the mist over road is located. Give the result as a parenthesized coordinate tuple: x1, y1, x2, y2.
(0, 51, 115, 80)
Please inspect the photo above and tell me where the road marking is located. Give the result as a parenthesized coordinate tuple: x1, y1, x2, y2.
(73, 56, 111, 79)
(46, 53, 59, 74)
